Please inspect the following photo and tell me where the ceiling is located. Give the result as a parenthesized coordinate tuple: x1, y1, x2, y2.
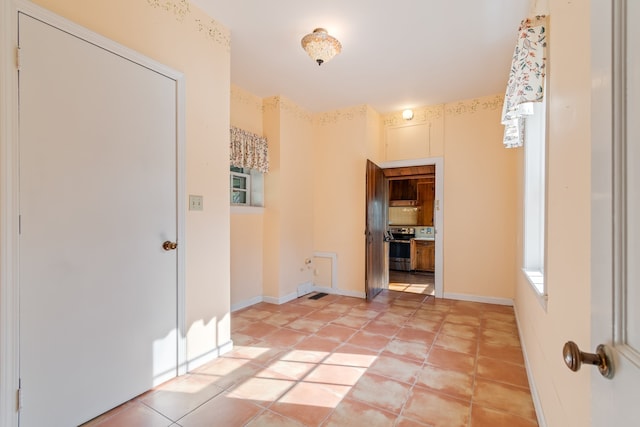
(191, 1, 530, 114)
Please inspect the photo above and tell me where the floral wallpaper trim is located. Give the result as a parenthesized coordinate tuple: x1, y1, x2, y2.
(230, 127, 269, 173)
(383, 105, 444, 127)
(445, 95, 504, 116)
(501, 16, 547, 148)
(316, 105, 369, 126)
(231, 86, 263, 113)
(263, 97, 313, 123)
(145, 0, 230, 50)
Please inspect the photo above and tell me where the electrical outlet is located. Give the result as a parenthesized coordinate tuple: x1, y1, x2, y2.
(189, 195, 203, 211)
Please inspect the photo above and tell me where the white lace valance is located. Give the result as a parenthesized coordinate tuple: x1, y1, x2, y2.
(230, 126, 269, 173)
(501, 16, 548, 148)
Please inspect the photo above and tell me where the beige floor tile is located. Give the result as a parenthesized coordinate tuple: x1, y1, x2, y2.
(315, 324, 358, 342)
(347, 373, 412, 414)
(226, 376, 296, 406)
(478, 341, 525, 365)
(322, 398, 397, 427)
(402, 387, 471, 427)
(476, 356, 530, 388)
(426, 347, 476, 375)
(260, 328, 307, 348)
(440, 322, 480, 340)
(395, 327, 437, 344)
(470, 405, 539, 427)
(81, 401, 173, 427)
(191, 357, 263, 390)
(86, 293, 538, 427)
(304, 364, 367, 386)
(416, 365, 474, 401)
(245, 409, 307, 427)
(362, 319, 402, 337)
(178, 393, 263, 427)
(368, 354, 423, 385)
(139, 374, 225, 421)
(473, 378, 537, 421)
(294, 335, 342, 353)
(346, 330, 392, 351)
(433, 334, 477, 355)
(256, 360, 317, 381)
(384, 339, 430, 362)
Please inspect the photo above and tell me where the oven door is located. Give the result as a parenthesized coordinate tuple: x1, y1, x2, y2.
(389, 241, 411, 271)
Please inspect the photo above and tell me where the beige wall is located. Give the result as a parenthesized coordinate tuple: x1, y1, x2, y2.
(312, 105, 381, 297)
(231, 92, 517, 304)
(381, 96, 517, 302)
(230, 86, 264, 308)
(442, 96, 518, 300)
(514, 1, 592, 426)
(263, 96, 315, 300)
(30, 0, 232, 365)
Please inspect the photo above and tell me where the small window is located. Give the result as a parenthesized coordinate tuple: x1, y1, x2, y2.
(523, 97, 547, 296)
(230, 166, 264, 207)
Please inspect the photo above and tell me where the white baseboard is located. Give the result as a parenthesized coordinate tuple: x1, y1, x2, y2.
(513, 305, 547, 427)
(231, 296, 263, 312)
(443, 292, 514, 306)
(312, 285, 365, 299)
(185, 339, 233, 372)
(263, 291, 298, 305)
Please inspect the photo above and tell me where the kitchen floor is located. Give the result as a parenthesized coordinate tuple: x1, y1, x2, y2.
(84, 291, 538, 427)
(389, 270, 435, 295)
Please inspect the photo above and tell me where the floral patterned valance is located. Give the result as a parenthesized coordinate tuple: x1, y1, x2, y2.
(501, 16, 548, 148)
(230, 126, 269, 173)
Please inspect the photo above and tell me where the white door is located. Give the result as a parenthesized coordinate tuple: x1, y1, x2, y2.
(18, 11, 179, 427)
(591, 0, 640, 425)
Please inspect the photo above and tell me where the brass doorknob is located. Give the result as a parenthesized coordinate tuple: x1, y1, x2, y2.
(162, 241, 177, 251)
(562, 341, 613, 379)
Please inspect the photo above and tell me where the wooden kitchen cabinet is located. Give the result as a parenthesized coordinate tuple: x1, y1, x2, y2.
(411, 239, 435, 272)
(389, 179, 418, 201)
(417, 181, 435, 225)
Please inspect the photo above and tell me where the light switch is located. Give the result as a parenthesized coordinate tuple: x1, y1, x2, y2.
(189, 195, 203, 211)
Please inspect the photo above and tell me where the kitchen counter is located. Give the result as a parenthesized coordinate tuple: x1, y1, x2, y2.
(412, 237, 435, 241)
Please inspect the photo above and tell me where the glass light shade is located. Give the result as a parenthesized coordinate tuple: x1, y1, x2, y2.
(301, 28, 342, 66)
(402, 109, 414, 120)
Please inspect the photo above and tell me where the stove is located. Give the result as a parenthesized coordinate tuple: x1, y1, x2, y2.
(388, 227, 415, 271)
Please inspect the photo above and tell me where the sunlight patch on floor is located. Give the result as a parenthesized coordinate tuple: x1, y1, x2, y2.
(226, 347, 376, 408)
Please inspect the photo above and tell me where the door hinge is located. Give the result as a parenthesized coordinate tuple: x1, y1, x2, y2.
(16, 47, 21, 71)
(17, 379, 23, 411)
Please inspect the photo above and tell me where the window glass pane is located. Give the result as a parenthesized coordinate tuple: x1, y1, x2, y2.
(231, 190, 247, 204)
(232, 175, 247, 190)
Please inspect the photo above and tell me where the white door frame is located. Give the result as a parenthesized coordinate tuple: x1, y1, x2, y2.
(0, 2, 186, 426)
(379, 157, 444, 298)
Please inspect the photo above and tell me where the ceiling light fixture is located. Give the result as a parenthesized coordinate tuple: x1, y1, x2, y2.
(402, 109, 414, 120)
(301, 28, 342, 66)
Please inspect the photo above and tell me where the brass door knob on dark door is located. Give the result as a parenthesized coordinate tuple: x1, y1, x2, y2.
(162, 241, 177, 251)
(563, 341, 614, 379)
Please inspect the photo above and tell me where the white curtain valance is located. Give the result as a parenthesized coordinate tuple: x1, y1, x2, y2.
(501, 16, 547, 148)
(230, 126, 269, 173)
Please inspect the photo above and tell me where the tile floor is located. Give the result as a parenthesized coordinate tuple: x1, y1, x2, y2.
(388, 270, 434, 295)
(84, 291, 538, 427)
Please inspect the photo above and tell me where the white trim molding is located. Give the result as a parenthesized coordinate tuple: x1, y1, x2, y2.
(443, 293, 514, 306)
(313, 251, 338, 289)
(379, 156, 444, 298)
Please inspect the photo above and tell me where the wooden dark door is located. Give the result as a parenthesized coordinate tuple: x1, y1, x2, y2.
(365, 159, 387, 300)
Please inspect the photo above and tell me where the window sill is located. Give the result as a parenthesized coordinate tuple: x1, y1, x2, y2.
(522, 268, 548, 310)
(231, 205, 264, 214)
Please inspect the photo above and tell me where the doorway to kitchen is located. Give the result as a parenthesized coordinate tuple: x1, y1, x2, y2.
(381, 158, 443, 298)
